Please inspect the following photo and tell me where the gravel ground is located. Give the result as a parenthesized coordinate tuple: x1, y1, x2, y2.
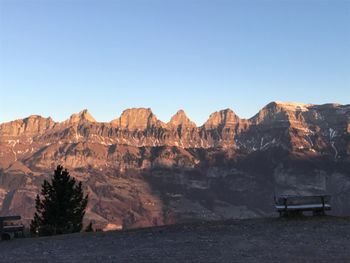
(0, 216, 349, 263)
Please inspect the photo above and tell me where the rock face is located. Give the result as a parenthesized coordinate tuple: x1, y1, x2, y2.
(204, 108, 239, 129)
(112, 108, 164, 130)
(168, 110, 196, 129)
(0, 102, 349, 229)
(67, 109, 96, 124)
(0, 115, 55, 136)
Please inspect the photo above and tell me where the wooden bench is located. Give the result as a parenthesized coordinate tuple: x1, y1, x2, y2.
(275, 195, 331, 217)
(0, 215, 24, 240)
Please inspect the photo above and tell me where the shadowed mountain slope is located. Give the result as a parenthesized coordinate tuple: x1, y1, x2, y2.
(0, 102, 349, 229)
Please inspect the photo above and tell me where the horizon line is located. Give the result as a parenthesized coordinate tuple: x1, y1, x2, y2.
(1, 100, 348, 127)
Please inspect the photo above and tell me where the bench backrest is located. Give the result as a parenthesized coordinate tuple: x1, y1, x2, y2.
(275, 195, 331, 206)
(0, 216, 21, 222)
(0, 216, 21, 232)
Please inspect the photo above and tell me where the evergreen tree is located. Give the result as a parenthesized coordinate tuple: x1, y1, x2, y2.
(30, 165, 88, 236)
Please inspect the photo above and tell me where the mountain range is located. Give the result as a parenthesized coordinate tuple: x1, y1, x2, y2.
(0, 101, 349, 230)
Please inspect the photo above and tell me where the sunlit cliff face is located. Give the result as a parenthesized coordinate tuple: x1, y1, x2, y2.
(0, 102, 349, 229)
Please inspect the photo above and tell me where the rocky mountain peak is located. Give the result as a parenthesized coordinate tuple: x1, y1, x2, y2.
(68, 109, 96, 124)
(0, 115, 55, 136)
(250, 102, 310, 125)
(204, 109, 239, 129)
(1, 101, 350, 230)
(168, 110, 196, 128)
(113, 108, 163, 130)
(272, 101, 311, 111)
(23, 115, 48, 121)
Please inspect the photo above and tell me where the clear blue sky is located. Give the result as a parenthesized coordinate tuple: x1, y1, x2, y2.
(0, 0, 349, 125)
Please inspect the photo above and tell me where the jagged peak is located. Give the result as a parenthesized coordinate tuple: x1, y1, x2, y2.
(250, 101, 313, 125)
(16, 114, 53, 123)
(0, 114, 55, 136)
(264, 101, 312, 112)
(121, 107, 153, 116)
(168, 110, 196, 128)
(68, 109, 96, 124)
(112, 107, 164, 130)
(24, 114, 45, 120)
(204, 108, 239, 129)
(1, 115, 54, 126)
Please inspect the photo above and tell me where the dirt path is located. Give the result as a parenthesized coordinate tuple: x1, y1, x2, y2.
(0, 217, 349, 263)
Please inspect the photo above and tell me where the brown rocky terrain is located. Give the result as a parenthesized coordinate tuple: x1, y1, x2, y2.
(0, 101, 349, 229)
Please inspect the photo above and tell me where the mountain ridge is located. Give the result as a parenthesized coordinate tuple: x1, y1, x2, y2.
(3, 101, 348, 127)
(0, 101, 349, 230)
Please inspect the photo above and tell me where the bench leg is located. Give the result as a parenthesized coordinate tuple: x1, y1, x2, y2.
(313, 210, 326, 216)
